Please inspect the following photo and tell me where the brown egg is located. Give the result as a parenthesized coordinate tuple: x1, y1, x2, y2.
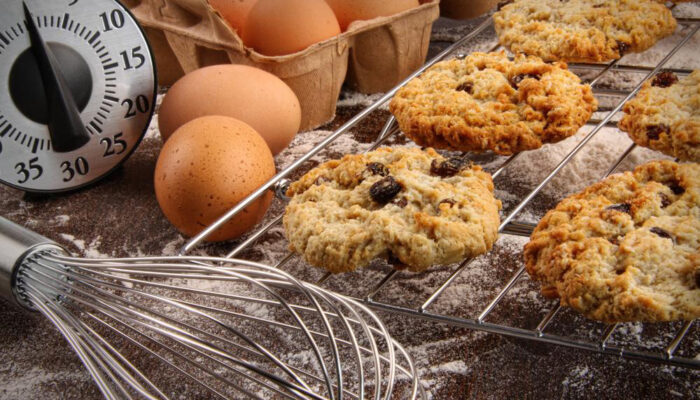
(439, 0, 499, 20)
(154, 116, 275, 242)
(325, 0, 420, 31)
(243, 0, 340, 56)
(158, 64, 301, 155)
(208, 0, 258, 41)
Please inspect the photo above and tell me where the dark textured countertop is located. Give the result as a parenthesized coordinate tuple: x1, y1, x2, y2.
(1, 8, 699, 400)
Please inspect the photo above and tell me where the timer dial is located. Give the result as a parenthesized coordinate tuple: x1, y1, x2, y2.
(0, 0, 156, 192)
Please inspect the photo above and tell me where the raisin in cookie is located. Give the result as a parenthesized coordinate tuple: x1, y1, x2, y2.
(494, 0, 677, 63)
(283, 147, 502, 273)
(389, 51, 597, 155)
(619, 70, 700, 162)
(524, 161, 699, 323)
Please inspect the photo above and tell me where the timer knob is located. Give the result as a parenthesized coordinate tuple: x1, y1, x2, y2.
(18, 2, 91, 153)
(9, 43, 92, 125)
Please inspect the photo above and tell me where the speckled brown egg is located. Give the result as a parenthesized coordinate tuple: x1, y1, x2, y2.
(243, 0, 340, 56)
(158, 64, 301, 155)
(154, 115, 275, 242)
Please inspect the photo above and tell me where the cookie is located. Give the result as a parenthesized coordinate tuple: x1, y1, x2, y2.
(618, 70, 700, 162)
(493, 0, 677, 63)
(523, 161, 700, 323)
(283, 147, 502, 273)
(389, 51, 597, 155)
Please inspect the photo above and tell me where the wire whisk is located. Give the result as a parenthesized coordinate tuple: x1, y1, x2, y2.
(0, 217, 423, 399)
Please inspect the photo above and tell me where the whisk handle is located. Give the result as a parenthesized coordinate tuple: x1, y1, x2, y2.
(0, 216, 65, 310)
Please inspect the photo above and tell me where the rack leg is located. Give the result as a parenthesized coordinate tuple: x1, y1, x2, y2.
(535, 304, 561, 336)
(418, 257, 474, 312)
(477, 265, 525, 323)
(665, 320, 693, 359)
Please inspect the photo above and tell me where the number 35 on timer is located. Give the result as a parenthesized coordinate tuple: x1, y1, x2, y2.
(0, 0, 156, 192)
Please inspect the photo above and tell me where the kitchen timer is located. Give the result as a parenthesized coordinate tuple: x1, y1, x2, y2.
(0, 0, 156, 192)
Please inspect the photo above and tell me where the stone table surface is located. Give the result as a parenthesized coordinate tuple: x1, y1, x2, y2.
(1, 8, 699, 400)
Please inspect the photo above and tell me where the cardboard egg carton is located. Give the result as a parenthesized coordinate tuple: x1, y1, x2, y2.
(126, 0, 439, 130)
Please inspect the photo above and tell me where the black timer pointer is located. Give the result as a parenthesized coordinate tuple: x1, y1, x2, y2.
(22, 2, 91, 153)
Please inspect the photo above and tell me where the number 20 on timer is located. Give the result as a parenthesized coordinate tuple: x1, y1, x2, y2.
(0, 0, 156, 192)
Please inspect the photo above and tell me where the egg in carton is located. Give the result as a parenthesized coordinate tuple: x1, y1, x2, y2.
(126, 0, 439, 130)
(439, 0, 500, 20)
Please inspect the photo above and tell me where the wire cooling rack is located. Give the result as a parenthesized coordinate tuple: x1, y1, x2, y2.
(181, 9, 700, 369)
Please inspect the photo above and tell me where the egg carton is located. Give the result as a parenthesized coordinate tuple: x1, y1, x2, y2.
(126, 0, 439, 131)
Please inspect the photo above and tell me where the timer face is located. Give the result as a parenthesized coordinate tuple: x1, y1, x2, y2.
(0, 0, 156, 192)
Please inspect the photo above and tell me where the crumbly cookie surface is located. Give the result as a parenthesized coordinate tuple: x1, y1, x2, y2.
(493, 0, 677, 63)
(388, 51, 597, 155)
(283, 147, 502, 273)
(619, 70, 700, 162)
(523, 161, 700, 323)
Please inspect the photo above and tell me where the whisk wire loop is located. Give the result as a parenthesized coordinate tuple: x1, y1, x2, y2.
(30, 258, 324, 399)
(85, 311, 266, 400)
(7, 248, 423, 399)
(23, 283, 157, 400)
(45, 255, 347, 399)
(51, 262, 363, 399)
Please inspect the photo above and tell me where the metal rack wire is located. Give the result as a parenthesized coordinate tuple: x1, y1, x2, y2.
(181, 11, 700, 369)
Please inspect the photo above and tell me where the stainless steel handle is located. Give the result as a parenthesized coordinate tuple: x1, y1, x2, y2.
(0, 216, 64, 309)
